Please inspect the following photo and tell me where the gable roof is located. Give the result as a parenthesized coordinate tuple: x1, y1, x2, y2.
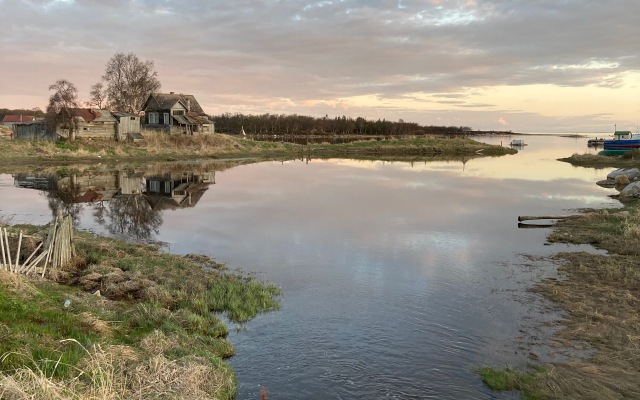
(143, 93, 206, 115)
(61, 109, 116, 123)
(3, 115, 35, 123)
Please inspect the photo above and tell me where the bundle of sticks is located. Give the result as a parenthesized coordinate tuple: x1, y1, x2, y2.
(0, 215, 75, 277)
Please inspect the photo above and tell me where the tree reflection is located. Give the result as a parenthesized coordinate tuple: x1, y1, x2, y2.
(45, 189, 83, 225)
(99, 194, 162, 241)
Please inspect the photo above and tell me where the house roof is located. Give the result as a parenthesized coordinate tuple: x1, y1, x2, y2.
(3, 115, 35, 123)
(143, 93, 206, 115)
(63, 109, 116, 123)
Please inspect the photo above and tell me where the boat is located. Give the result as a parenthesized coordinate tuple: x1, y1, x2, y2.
(510, 139, 526, 147)
(602, 131, 640, 152)
(587, 138, 604, 147)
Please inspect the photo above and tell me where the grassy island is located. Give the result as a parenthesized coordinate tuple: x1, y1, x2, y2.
(0, 224, 280, 399)
(0, 132, 515, 165)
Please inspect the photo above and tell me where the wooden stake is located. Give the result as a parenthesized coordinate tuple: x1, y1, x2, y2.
(43, 217, 58, 276)
(4, 228, 12, 273)
(18, 242, 43, 274)
(15, 231, 22, 272)
(25, 250, 48, 276)
(0, 227, 6, 271)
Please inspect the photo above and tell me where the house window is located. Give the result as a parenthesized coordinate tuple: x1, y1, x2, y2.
(149, 181, 160, 192)
(173, 110, 184, 116)
(130, 117, 136, 121)
(164, 181, 171, 194)
(164, 113, 170, 125)
(148, 112, 159, 124)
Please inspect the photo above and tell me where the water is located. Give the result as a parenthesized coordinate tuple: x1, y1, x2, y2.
(0, 135, 619, 399)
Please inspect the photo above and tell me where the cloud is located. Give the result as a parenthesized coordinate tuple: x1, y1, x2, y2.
(0, 0, 639, 132)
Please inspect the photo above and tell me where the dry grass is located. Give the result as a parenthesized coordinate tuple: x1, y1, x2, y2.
(524, 207, 640, 399)
(0, 336, 234, 400)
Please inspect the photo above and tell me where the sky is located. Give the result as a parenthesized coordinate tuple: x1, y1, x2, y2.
(1, 0, 639, 133)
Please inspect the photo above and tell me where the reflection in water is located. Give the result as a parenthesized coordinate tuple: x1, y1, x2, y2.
(1, 136, 624, 399)
(13, 165, 219, 241)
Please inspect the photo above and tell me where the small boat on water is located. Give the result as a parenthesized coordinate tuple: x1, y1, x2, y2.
(603, 131, 640, 152)
(510, 139, 526, 147)
(587, 138, 604, 147)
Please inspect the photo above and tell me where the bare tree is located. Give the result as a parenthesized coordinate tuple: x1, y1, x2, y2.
(102, 52, 161, 114)
(87, 82, 107, 109)
(46, 79, 80, 141)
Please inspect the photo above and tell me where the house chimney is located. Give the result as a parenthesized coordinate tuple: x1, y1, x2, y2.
(187, 99, 191, 112)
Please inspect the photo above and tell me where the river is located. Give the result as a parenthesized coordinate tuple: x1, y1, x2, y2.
(0, 134, 620, 399)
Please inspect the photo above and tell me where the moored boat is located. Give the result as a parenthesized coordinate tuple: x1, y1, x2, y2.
(587, 138, 604, 147)
(603, 131, 640, 151)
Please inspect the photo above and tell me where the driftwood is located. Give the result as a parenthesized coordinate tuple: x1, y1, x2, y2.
(1, 215, 75, 277)
(517, 215, 578, 222)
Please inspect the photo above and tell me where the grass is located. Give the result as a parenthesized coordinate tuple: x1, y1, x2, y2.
(482, 205, 640, 399)
(0, 132, 515, 165)
(478, 367, 544, 400)
(559, 151, 640, 169)
(0, 224, 281, 399)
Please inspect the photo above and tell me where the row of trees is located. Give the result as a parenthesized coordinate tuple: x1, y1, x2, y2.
(0, 107, 45, 122)
(213, 113, 472, 136)
(46, 53, 161, 140)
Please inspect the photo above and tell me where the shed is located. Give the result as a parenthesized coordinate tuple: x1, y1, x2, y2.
(13, 121, 56, 141)
(112, 112, 141, 141)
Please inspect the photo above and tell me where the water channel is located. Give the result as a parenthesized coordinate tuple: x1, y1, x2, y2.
(0, 134, 620, 399)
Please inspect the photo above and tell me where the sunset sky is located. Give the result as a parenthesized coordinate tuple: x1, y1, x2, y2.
(1, 0, 639, 133)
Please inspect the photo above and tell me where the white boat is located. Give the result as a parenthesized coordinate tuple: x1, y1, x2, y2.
(510, 139, 526, 147)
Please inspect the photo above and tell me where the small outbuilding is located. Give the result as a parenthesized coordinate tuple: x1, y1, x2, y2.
(112, 112, 141, 141)
(13, 121, 56, 141)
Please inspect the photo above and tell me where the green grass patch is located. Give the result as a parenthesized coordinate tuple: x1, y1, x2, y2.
(478, 367, 545, 400)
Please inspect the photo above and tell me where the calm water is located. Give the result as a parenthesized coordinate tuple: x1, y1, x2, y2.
(0, 135, 619, 399)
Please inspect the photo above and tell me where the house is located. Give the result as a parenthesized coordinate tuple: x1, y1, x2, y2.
(54, 108, 141, 141)
(56, 108, 117, 139)
(2, 115, 35, 128)
(142, 92, 214, 134)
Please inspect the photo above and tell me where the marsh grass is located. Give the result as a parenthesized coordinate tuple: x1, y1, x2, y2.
(490, 206, 640, 399)
(0, 224, 280, 399)
(0, 133, 513, 164)
(478, 367, 544, 400)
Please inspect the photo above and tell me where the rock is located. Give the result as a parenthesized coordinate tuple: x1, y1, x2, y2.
(615, 175, 631, 186)
(619, 181, 640, 197)
(607, 168, 640, 181)
(596, 179, 616, 188)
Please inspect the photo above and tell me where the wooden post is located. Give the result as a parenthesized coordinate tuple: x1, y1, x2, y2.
(4, 228, 12, 273)
(15, 231, 22, 272)
(0, 227, 6, 270)
(18, 242, 43, 274)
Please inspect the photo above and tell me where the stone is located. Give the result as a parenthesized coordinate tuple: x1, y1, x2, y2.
(619, 181, 640, 197)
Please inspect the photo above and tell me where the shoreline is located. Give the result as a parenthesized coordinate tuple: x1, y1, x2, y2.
(0, 225, 280, 399)
(482, 156, 640, 398)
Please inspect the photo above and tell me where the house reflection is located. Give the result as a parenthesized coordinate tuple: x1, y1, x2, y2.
(13, 166, 217, 241)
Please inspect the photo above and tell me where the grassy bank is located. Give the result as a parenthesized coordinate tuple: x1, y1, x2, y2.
(559, 149, 640, 168)
(0, 225, 280, 399)
(0, 132, 515, 164)
(482, 206, 640, 399)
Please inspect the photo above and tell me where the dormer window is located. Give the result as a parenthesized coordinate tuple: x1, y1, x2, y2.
(173, 110, 184, 116)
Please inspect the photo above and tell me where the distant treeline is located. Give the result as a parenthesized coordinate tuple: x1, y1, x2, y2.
(0, 107, 45, 121)
(212, 113, 472, 136)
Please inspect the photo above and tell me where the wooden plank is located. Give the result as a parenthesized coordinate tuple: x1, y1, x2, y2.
(517, 215, 577, 222)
